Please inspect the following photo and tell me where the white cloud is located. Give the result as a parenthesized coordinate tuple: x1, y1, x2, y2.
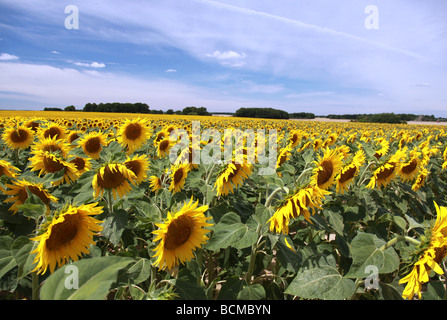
(73, 61, 106, 68)
(165, 69, 177, 72)
(0, 53, 19, 61)
(51, 50, 61, 54)
(207, 50, 245, 60)
(0, 62, 253, 111)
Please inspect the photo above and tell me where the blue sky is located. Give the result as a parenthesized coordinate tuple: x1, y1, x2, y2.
(1, 0, 446, 116)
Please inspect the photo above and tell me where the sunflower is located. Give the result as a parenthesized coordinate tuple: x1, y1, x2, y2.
(397, 149, 421, 182)
(29, 151, 79, 186)
(373, 138, 389, 160)
(39, 122, 66, 141)
(124, 154, 149, 184)
(2, 126, 35, 150)
(169, 164, 189, 194)
(214, 161, 253, 196)
(335, 149, 365, 194)
(31, 202, 104, 274)
(399, 202, 447, 300)
(0, 159, 20, 179)
(3, 179, 58, 214)
(117, 118, 151, 153)
(69, 156, 92, 175)
(411, 166, 429, 192)
(157, 137, 175, 158)
(366, 149, 405, 189)
(30, 135, 71, 158)
(268, 185, 330, 234)
(149, 175, 163, 192)
(288, 130, 301, 148)
(152, 198, 212, 271)
(276, 144, 292, 173)
(66, 130, 82, 145)
(77, 131, 108, 160)
(92, 163, 136, 200)
(310, 148, 344, 190)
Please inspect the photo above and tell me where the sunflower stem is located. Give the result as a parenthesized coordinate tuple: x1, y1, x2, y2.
(265, 186, 286, 207)
(245, 223, 262, 284)
(295, 167, 313, 186)
(379, 235, 421, 251)
(107, 189, 114, 213)
(31, 271, 39, 300)
(357, 160, 376, 187)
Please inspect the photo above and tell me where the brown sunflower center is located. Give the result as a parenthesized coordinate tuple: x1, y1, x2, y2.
(125, 160, 141, 177)
(96, 165, 126, 189)
(159, 139, 170, 152)
(43, 155, 65, 173)
(17, 185, 51, 205)
(317, 160, 334, 186)
(84, 137, 102, 154)
(173, 167, 185, 184)
(68, 133, 80, 143)
(71, 157, 86, 171)
(164, 215, 194, 250)
(44, 127, 63, 139)
(402, 159, 418, 175)
(46, 213, 81, 251)
(377, 165, 395, 180)
(10, 129, 29, 143)
(338, 166, 357, 183)
(124, 123, 142, 141)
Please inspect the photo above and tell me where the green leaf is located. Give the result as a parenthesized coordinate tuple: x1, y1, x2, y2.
(11, 236, 37, 279)
(127, 258, 151, 284)
(237, 284, 266, 300)
(40, 256, 134, 300)
(101, 209, 128, 246)
(322, 206, 345, 235)
(174, 268, 207, 300)
(285, 255, 355, 300)
(206, 212, 257, 251)
(218, 276, 243, 300)
(16, 192, 47, 220)
(345, 233, 400, 278)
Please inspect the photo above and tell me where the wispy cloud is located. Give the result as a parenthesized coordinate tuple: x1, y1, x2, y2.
(73, 61, 106, 68)
(0, 53, 19, 61)
(165, 69, 177, 72)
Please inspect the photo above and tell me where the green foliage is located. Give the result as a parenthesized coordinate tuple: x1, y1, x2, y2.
(234, 107, 290, 119)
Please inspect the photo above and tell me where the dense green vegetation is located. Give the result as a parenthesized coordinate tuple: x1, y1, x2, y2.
(234, 107, 290, 119)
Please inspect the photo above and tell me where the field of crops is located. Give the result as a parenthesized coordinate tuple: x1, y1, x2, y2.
(0, 110, 446, 300)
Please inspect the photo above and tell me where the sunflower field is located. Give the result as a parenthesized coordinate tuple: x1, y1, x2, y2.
(0, 110, 447, 301)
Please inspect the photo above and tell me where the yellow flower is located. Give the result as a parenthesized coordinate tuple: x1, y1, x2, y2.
(152, 198, 212, 271)
(31, 203, 103, 274)
(92, 163, 136, 200)
(2, 126, 35, 150)
(124, 154, 149, 184)
(214, 161, 253, 196)
(149, 175, 164, 192)
(335, 149, 365, 194)
(28, 151, 80, 186)
(169, 164, 189, 194)
(399, 202, 447, 300)
(0, 159, 20, 179)
(117, 118, 151, 153)
(77, 131, 108, 160)
(310, 147, 344, 190)
(3, 179, 58, 214)
(268, 185, 329, 234)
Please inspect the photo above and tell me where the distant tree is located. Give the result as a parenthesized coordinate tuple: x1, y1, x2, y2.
(166, 109, 174, 114)
(44, 107, 63, 111)
(64, 105, 76, 111)
(182, 106, 211, 116)
(234, 107, 289, 119)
